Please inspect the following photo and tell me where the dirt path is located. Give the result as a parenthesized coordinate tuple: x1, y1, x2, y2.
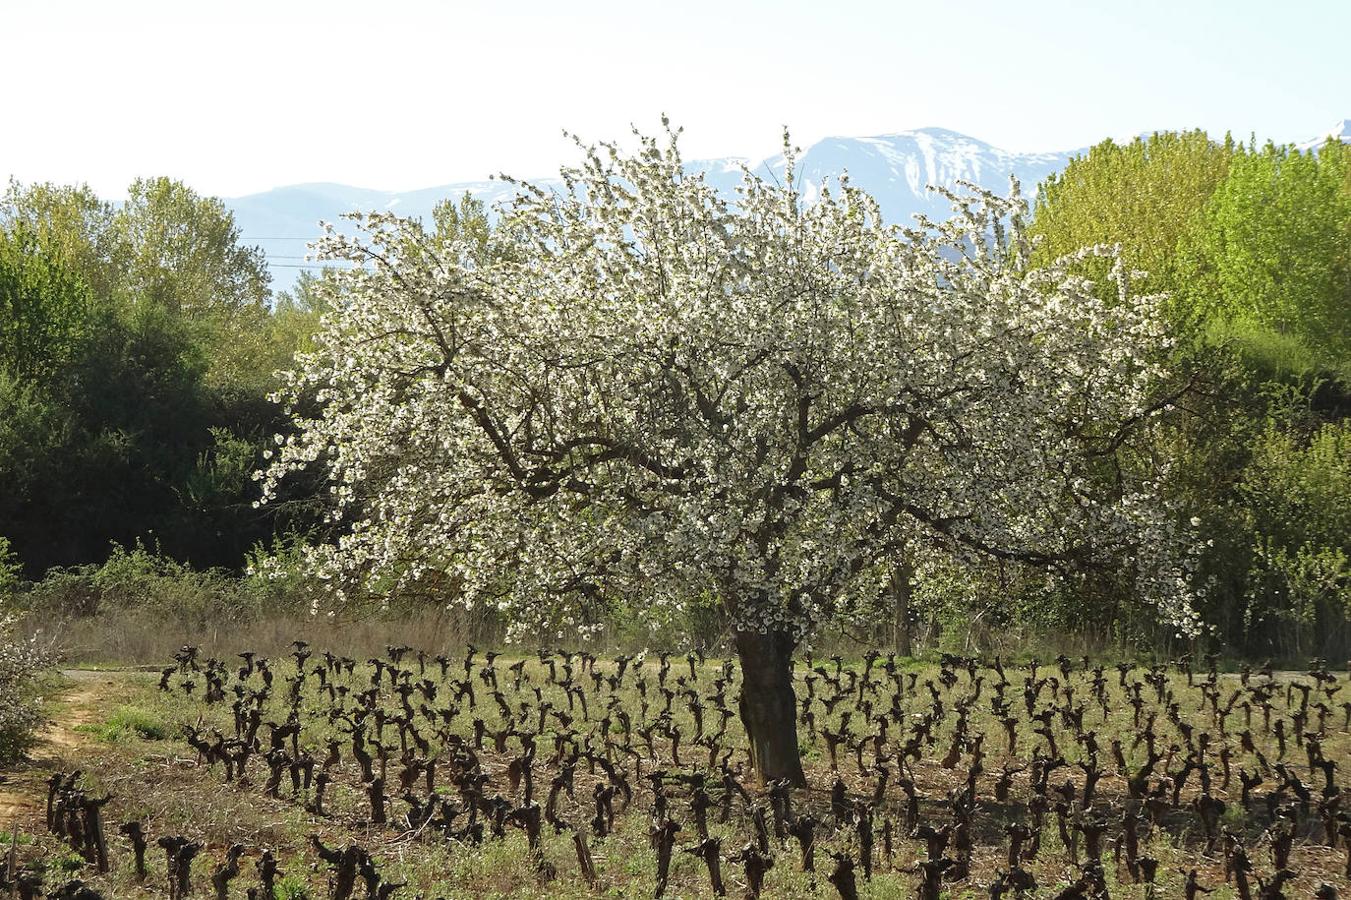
(0, 670, 122, 826)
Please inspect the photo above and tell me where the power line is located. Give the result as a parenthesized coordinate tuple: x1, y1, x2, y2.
(249, 234, 372, 241)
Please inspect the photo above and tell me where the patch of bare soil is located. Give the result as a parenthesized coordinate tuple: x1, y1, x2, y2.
(0, 671, 123, 825)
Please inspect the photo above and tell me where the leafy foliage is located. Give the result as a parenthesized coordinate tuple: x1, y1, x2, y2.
(1239, 417, 1351, 654)
(1032, 130, 1234, 304)
(0, 535, 20, 595)
(0, 222, 94, 380)
(1176, 140, 1351, 372)
(0, 178, 325, 577)
(1029, 128, 1351, 658)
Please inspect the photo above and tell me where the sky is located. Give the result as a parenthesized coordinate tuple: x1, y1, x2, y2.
(2, 0, 1347, 200)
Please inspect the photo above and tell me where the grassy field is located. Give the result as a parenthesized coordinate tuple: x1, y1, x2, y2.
(4, 646, 1350, 899)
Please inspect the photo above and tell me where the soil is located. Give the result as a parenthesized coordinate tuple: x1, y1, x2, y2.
(0, 670, 118, 825)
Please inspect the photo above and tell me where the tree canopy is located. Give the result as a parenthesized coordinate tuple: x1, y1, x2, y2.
(0, 177, 319, 576)
(1031, 130, 1234, 302)
(1029, 130, 1351, 657)
(262, 130, 1198, 635)
(257, 127, 1200, 781)
(1175, 140, 1351, 370)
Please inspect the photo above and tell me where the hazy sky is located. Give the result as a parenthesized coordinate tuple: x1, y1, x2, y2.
(3, 0, 1347, 199)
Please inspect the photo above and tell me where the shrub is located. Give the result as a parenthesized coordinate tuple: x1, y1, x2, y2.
(0, 535, 19, 595)
(22, 540, 310, 624)
(0, 611, 57, 762)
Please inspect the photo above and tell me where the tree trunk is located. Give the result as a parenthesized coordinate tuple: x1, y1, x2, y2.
(735, 628, 807, 787)
(891, 559, 915, 658)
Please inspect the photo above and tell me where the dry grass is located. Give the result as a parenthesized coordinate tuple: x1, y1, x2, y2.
(25, 607, 491, 668)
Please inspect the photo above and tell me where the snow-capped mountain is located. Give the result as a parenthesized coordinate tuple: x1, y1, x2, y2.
(228, 123, 1343, 292)
(228, 127, 1077, 292)
(761, 128, 1072, 225)
(1297, 119, 1351, 153)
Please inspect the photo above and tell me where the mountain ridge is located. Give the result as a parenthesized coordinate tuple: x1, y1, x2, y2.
(230, 123, 1349, 292)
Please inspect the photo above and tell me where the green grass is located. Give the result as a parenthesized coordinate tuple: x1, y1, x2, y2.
(44, 849, 89, 875)
(273, 874, 313, 900)
(74, 705, 168, 742)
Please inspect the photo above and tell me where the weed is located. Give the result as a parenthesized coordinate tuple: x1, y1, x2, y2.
(75, 705, 167, 742)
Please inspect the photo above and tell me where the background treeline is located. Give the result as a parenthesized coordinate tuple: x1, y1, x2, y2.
(1, 134, 1347, 662)
(0, 177, 325, 576)
(1024, 133, 1350, 660)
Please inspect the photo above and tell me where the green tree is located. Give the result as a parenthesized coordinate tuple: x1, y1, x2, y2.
(0, 178, 305, 576)
(4, 177, 281, 390)
(1176, 141, 1351, 372)
(1, 179, 125, 301)
(1239, 416, 1351, 656)
(0, 223, 94, 380)
(114, 177, 273, 389)
(1031, 130, 1234, 309)
(431, 193, 493, 261)
(117, 176, 270, 316)
(1031, 132, 1351, 658)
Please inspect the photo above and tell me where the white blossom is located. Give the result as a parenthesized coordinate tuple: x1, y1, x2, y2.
(256, 125, 1202, 643)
